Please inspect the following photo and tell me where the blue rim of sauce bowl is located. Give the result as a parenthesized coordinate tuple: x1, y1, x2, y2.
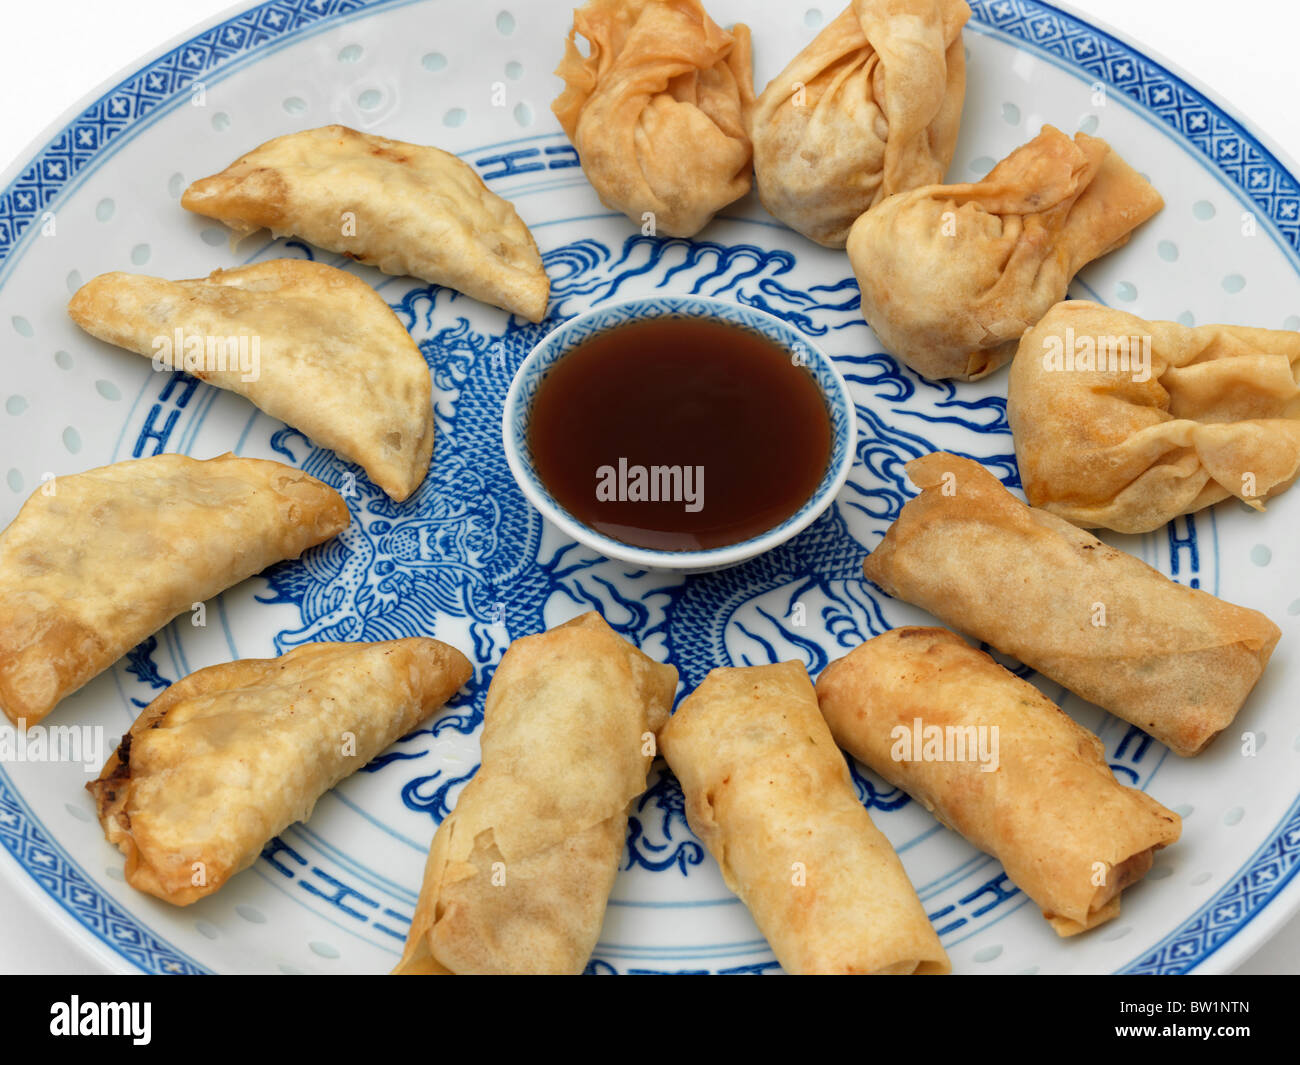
(502, 295, 858, 572)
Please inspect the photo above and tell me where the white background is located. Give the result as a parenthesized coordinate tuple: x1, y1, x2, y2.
(0, 0, 1296, 975)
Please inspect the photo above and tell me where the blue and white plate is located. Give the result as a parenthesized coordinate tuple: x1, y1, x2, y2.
(1, 0, 1297, 975)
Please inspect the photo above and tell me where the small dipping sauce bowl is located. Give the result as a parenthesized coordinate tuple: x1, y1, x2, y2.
(502, 296, 856, 572)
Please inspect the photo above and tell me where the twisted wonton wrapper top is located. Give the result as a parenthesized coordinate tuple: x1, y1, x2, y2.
(68, 260, 433, 501)
(816, 627, 1181, 936)
(751, 0, 970, 248)
(89, 639, 472, 905)
(659, 661, 950, 974)
(182, 125, 549, 321)
(862, 454, 1280, 756)
(847, 126, 1164, 380)
(0, 454, 349, 729)
(395, 612, 676, 975)
(553, 0, 755, 238)
(1009, 300, 1300, 533)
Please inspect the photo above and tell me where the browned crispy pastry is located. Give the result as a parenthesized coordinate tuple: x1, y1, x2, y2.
(862, 453, 1280, 756)
(90, 639, 471, 905)
(0, 453, 348, 728)
(69, 260, 433, 501)
(1009, 299, 1300, 533)
(182, 125, 549, 321)
(659, 660, 950, 974)
(847, 126, 1164, 380)
(752, 0, 970, 247)
(553, 0, 755, 237)
(396, 612, 676, 975)
(816, 626, 1181, 935)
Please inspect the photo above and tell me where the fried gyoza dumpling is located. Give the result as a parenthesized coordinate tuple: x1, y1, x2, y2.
(553, 0, 755, 238)
(68, 260, 433, 501)
(181, 125, 549, 321)
(751, 0, 970, 248)
(0, 454, 348, 728)
(847, 126, 1164, 380)
(1009, 300, 1300, 533)
(90, 638, 472, 905)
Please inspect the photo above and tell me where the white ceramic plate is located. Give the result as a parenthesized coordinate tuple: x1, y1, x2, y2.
(1, 0, 1298, 974)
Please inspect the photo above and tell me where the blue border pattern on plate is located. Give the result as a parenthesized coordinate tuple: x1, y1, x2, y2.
(0, 0, 1295, 973)
(0, 775, 208, 974)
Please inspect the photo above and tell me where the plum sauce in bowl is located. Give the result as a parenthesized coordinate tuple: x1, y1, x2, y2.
(503, 296, 856, 572)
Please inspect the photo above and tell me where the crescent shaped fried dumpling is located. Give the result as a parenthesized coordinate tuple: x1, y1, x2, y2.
(847, 126, 1164, 380)
(553, 0, 755, 238)
(0, 453, 349, 728)
(181, 125, 549, 322)
(1009, 300, 1300, 533)
(751, 0, 970, 248)
(89, 638, 472, 906)
(68, 260, 433, 502)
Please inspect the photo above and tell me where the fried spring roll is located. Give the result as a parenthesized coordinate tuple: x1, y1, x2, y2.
(816, 627, 1181, 935)
(395, 612, 677, 975)
(863, 453, 1280, 756)
(89, 638, 472, 905)
(658, 661, 950, 974)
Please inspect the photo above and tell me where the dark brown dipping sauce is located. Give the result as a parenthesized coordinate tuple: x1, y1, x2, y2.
(527, 316, 833, 552)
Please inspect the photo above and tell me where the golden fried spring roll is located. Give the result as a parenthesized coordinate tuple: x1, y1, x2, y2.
(89, 638, 472, 905)
(395, 612, 677, 975)
(816, 627, 1181, 935)
(658, 661, 950, 974)
(863, 453, 1280, 756)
